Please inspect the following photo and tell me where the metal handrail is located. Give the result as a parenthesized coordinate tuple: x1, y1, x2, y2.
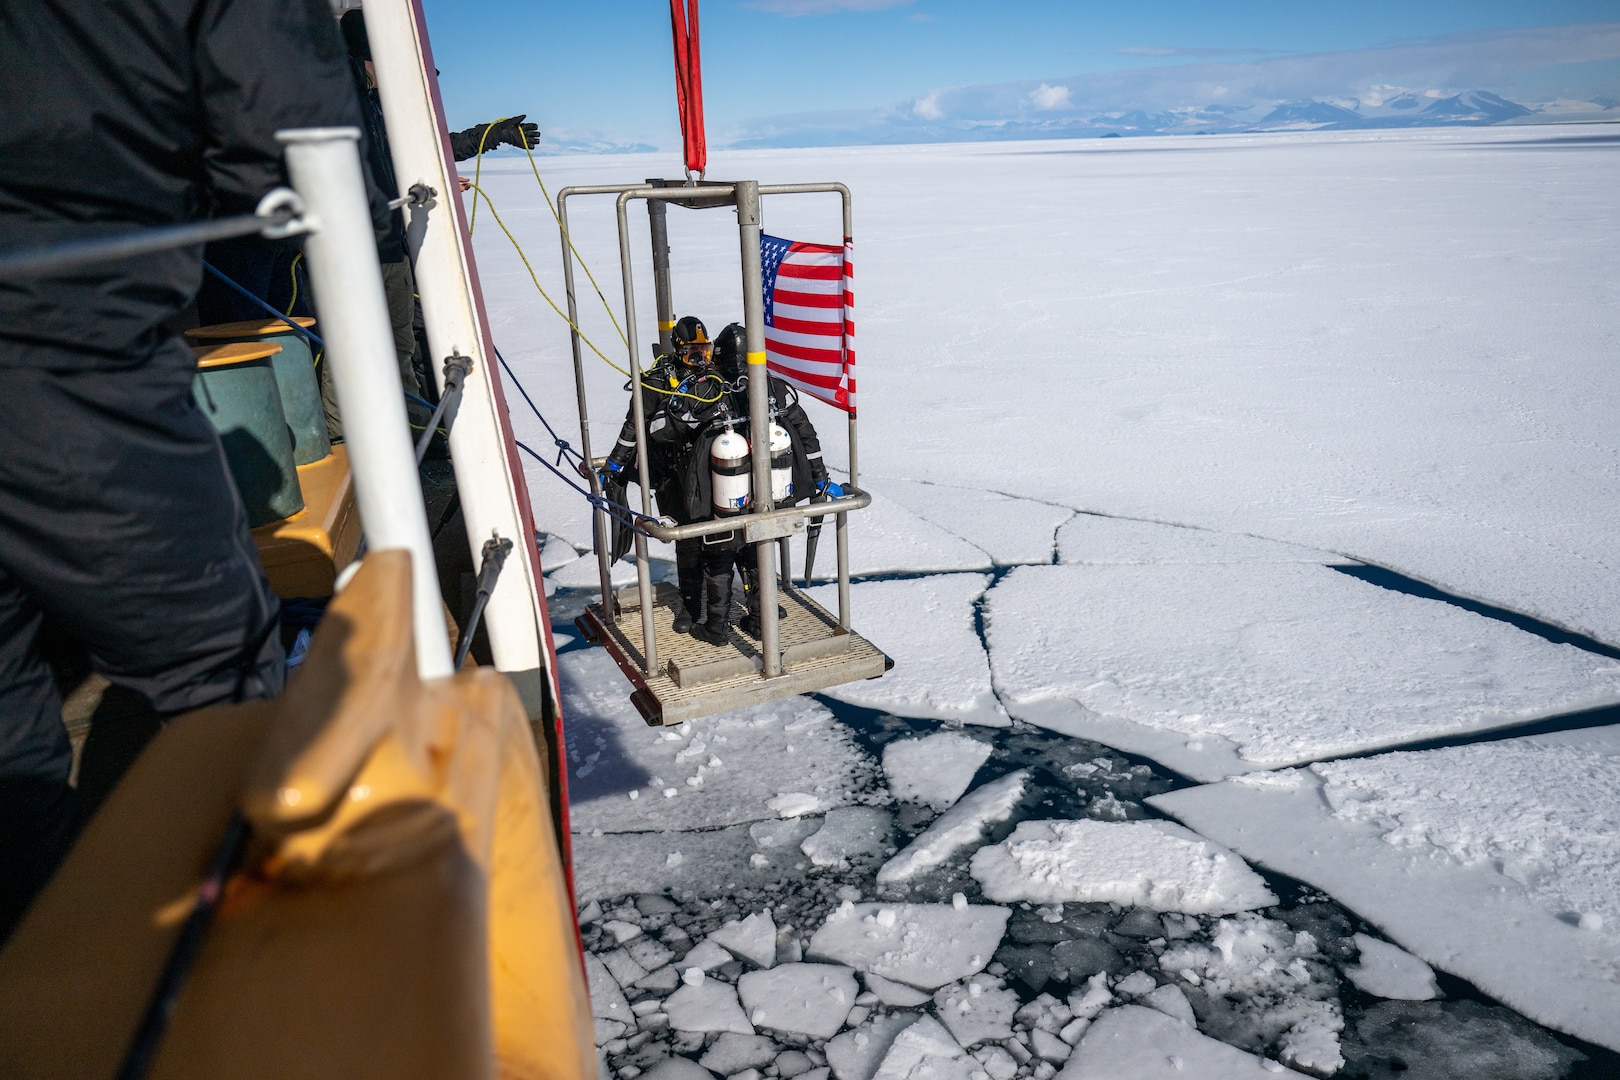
(0, 188, 307, 279)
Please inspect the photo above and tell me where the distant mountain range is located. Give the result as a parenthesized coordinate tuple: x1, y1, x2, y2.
(724, 90, 1619, 149)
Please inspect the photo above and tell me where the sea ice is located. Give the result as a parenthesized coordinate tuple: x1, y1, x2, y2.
(864, 973, 934, 1007)
(585, 952, 632, 1023)
(987, 563, 1620, 780)
(877, 770, 1028, 885)
(681, 939, 735, 972)
(1152, 734, 1620, 1050)
(827, 1012, 921, 1080)
(1341, 1000, 1586, 1080)
(700, 1033, 783, 1075)
(738, 963, 859, 1039)
(969, 819, 1277, 914)
(711, 911, 780, 970)
(808, 902, 1011, 990)
(1058, 515, 1331, 567)
(573, 824, 807, 903)
(802, 807, 895, 868)
(793, 494, 992, 581)
(870, 1015, 968, 1080)
(640, 1056, 717, 1080)
(932, 974, 1020, 1047)
(664, 977, 756, 1035)
(883, 732, 994, 810)
(1140, 984, 1196, 1027)
(808, 575, 1008, 727)
(1059, 1005, 1308, 1079)
(876, 477, 1076, 566)
(1343, 933, 1438, 1001)
(562, 649, 875, 833)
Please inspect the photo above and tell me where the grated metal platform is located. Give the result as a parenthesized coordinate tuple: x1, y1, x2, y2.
(575, 580, 890, 726)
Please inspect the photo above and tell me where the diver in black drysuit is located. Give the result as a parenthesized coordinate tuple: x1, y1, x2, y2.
(709, 324, 841, 637)
(0, 0, 375, 942)
(602, 317, 736, 642)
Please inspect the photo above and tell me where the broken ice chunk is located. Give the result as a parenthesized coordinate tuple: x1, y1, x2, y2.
(871, 1014, 969, 1080)
(769, 792, 825, 817)
(883, 732, 994, 811)
(827, 1012, 919, 1080)
(681, 938, 735, 972)
(933, 975, 1019, 1047)
(1029, 1028, 1070, 1064)
(603, 919, 644, 944)
(969, 820, 1277, 914)
(601, 948, 649, 988)
(639, 1058, 717, 1080)
(1140, 984, 1196, 1027)
(802, 806, 894, 867)
(663, 978, 755, 1035)
(1113, 971, 1156, 998)
(877, 771, 1029, 885)
(864, 972, 934, 1008)
(1062, 1005, 1309, 1079)
(738, 962, 859, 1039)
(584, 953, 630, 1021)
(711, 910, 780, 969)
(1342, 933, 1438, 1001)
(808, 902, 1011, 990)
(700, 1033, 781, 1075)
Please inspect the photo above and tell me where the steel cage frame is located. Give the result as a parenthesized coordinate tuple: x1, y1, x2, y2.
(555, 180, 864, 680)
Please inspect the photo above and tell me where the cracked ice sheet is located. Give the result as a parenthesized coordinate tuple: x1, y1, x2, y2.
(873, 477, 1076, 566)
(572, 823, 809, 904)
(809, 576, 1007, 727)
(1149, 727, 1620, 1050)
(559, 647, 877, 833)
(1058, 515, 1335, 566)
(986, 562, 1620, 782)
(792, 495, 991, 581)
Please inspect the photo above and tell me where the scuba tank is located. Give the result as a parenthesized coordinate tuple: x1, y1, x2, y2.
(769, 422, 792, 504)
(711, 426, 751, 515)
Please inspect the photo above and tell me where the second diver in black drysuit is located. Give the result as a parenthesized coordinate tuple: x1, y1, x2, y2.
(709, 323, 842, 638)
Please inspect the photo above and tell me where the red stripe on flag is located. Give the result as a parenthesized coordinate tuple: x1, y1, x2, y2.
(771, 315, 844, 337)
(772, 289, 843, 309)
(765, 337, 845, 364)
(766, 364, 845, 392)
(787, 241, 844, 255)
(778, 262, 843, 280)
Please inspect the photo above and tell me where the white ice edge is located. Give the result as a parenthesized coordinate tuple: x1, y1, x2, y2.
(1148, 772, 1620, 1051)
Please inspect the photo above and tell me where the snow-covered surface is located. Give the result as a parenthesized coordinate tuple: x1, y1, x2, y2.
(877, 771, 1028, 885)
(969, 820, 1277, 914)
(988, 562, 1620, 781)
(1059, 1005, 1309, 1079)
(1151, 731, 1620, 1050)
(808, 902, 1011, 990)
(738, 963, 859, 1039)
(1344, 933, 1439, 1001)
(560, 647, 876, 833)
(882, 733, 995, 810)
(1057, 515, 1333, 566)
(809, 576, 1008, 727)
(875, 479, 1075, 567)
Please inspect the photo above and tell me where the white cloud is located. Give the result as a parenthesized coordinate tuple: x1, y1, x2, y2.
(743, 0, 913, 15)
(913, 91, 945, 120)
(1029, 83, 1072, 110)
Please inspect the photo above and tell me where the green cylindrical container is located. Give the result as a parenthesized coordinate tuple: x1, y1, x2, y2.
(192, 342, 305, 527)
(186, 318, 330, 465)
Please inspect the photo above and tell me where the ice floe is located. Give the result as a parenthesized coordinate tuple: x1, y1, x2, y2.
(802, 807, 895, 869)
(970, 820, 1277, 914)
(808, 902, 1011, 990)
(1059, 1005, 1308, 1079)
(665, 977, 756, 1035)
(877, 771, 1028, 885)
(1342, 934, 1438, 1001)
(883, 732, 994, 810)
(1152, 732, 1620, 1050)
(827, 1011, 920, 1080)
(711, 910, 780, 969)
(738, 963, 859, 1038)
(988, 562, 1620, 781)
(809, 575, 1008, 727)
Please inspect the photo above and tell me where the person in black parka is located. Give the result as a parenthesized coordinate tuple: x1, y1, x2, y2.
(0, 0, 369, 942)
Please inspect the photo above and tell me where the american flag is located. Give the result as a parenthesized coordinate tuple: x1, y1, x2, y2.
(761, 234, 855, 413)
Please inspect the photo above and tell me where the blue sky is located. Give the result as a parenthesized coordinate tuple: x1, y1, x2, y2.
(419, 1, 1620, 146)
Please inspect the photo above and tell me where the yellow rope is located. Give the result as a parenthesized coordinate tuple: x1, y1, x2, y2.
(285, 252, 302, 315)
(467, 183, 723, 404)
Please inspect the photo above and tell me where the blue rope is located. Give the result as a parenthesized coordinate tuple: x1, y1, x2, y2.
(493, 345, 583, 469)
(201, 261, 325, 347)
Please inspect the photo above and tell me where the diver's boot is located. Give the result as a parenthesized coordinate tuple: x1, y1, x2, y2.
(689, 575, 733, 647)
(672, 597, 698, 635)
(738, 567, 786, 638)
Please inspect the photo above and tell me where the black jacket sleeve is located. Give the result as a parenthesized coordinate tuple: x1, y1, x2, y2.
(771, 378, 827, 499)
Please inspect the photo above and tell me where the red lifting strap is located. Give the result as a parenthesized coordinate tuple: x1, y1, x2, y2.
(669, 0, 706, 178)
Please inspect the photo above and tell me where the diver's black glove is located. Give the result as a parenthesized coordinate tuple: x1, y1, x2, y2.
(486, 114, 540, 151)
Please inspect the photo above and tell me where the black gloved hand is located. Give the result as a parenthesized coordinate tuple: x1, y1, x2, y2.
(490, 114, 540, 151)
